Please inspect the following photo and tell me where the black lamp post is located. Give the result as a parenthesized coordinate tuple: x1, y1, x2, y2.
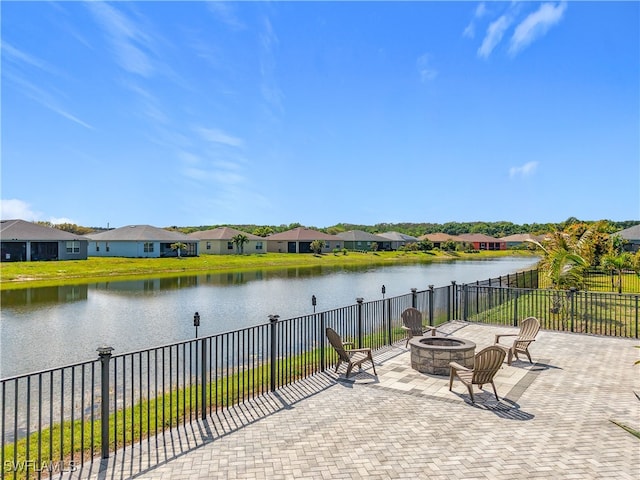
(382, 285, 386, 299)
(312, 295, 317, 313)
(193, 311, 200, 338)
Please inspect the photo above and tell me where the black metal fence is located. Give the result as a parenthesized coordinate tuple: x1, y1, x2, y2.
(2, 267, 637, 479)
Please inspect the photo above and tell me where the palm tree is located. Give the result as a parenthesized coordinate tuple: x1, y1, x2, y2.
(310, 239, 325, 255)
(170, 242, 187, 258)
(601, 252, 634, 294)
(231, 234, 249, 254)
(526, 231, 590, 290)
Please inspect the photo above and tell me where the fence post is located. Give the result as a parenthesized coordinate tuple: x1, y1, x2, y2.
(320, 312, 325, 372)
(200, 337, 207, 420)
(569, 288, 577, 333)
(411, 288, 417, 308)
(97, 346, 114, 459)
(450, 281, 457, 320)
(462, 284, 468, 321)
(356, 298, 364, 348)
(428, 285, 434, 327)
(513, 289, 519, 326)
(386, 298, 392, 345)
(635, 295, 638, 339)
(269, 315, 279, 392)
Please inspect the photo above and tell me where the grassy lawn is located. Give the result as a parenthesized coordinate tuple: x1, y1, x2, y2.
(0, 250, 532, 290)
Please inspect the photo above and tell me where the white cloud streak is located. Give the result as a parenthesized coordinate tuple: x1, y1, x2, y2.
(509, 161, 539, 178)
(509, 2, 568, 56)
(195, 127, 244, 148)
(86, 2, 155, 77)
(478, 14, 513, 59)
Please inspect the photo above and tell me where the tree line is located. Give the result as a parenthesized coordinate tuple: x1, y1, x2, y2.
(39, 217, 638, 239)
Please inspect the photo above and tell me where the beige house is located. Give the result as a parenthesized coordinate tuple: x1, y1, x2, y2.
(188, 227, 265, 254)
(266, 227, 341, 254)
(418, 233, 460, 249)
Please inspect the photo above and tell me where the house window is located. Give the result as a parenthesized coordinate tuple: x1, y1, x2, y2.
(144, 242, 154, 253)
(106, 242, 110, 252)
(66, 241, 80, 253)
(336, 243, 340, 249)
(206, 242, 211, 250)
(256, 242, 263, 250)
(95, 242, 100, 252)
(326, 242, 330, 249)
(227, 242, 233, 250)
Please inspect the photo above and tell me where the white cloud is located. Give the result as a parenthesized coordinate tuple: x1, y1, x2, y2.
(509, 161, 539, 178)
(463, 2, 487, 39)
(417, 54, 438, 82)
(195, 127, 244, 148)
(86, 2, 155, 77)
(509, 2, 567, 56)
(207, 1, 245, 30)
(478, 14, 513, 59)
(0, 199, 42, 221)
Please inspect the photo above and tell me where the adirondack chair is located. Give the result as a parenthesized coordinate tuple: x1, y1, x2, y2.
(494, 316, 540, 365)
(326, 327, 377, 378)
(449, 345, 506, 404)
(401, 307, 437, 347)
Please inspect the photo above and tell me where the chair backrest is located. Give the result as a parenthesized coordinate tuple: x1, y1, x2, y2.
(326, 327, 351, 363)
(471, 346, 506, 385)
(518, 317, 540, 341)
(401, 308, 423, 335)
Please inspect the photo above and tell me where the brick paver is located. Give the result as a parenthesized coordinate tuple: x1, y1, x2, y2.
(62, 322, 640, 479)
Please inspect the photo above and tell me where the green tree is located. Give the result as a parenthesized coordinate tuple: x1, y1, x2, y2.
(253, 226, 274, 237)
(527, 231, 590, 290)
(170, 242, 187, 258)
(601, 252, 634, 294)
(232, 234, 249, 254)
(310, 239, 325, 254)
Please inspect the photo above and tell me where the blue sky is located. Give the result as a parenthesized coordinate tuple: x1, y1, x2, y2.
(2, 1, 638, 229)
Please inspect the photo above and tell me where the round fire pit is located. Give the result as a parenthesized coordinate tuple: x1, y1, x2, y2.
(409, 336, 476, 376)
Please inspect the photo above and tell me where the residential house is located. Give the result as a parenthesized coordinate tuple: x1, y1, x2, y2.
(418, 233, 460, 249)
(87, 225, 198, 258)
(266, 227, 341, 254)
(456, 233, 506, 251)
(615, 224, 640, 252)
(188, 227, 265, 254)
(0, 219, 89, 261)
(377, 231, 418, 250)
(335, 230, 391, 251)
(499, 233, 542, 249)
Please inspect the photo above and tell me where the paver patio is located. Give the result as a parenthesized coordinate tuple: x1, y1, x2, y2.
(62, 321, 640, 479)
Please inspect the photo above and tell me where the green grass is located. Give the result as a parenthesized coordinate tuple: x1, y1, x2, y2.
(0, 250, 532, 290)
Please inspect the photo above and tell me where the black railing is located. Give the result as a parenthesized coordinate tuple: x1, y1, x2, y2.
(3, 266, 638, 479)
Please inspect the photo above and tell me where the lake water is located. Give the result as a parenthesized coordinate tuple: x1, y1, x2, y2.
(0, 257, 539, 377)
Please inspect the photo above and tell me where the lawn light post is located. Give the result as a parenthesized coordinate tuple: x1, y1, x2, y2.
(194, 311, 200, 338)
(312, 295, 317, 313)
(382, 285, 386, 299)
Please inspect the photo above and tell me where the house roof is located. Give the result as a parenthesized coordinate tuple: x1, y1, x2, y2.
(0, 219, 89, 241)
(418, 233, 460, 242)
(266, 227, 339, 241)
(377, 231, 418, 242)
(188, 227, 262, 241)
(499, 233, 542, 243)
(456, 233, 503, 242)
(616, 224, 640, 241)
(334, 230, 389, 242)
(86, 225, 194, 242)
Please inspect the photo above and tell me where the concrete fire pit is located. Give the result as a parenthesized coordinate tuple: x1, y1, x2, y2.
(409, 336, 476, 376)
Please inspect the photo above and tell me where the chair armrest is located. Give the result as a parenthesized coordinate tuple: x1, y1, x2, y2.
(423, 326, 437, 336)
(401, 326, 410, 332)
(347, 348, 372, 354)
(449, 361, 469, 372)
(494, 333, 517, 344)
